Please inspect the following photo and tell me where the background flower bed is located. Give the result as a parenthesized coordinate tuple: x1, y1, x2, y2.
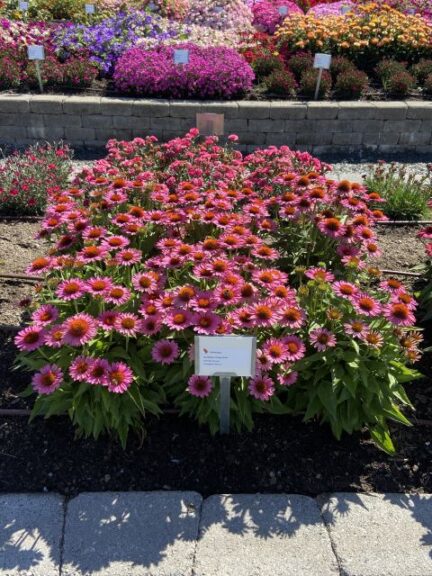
(2, 2, 432, 98)
(13, 130, 422, 454)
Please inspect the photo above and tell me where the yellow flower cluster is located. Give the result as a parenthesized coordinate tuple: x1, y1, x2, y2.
(275, 3, 432, 62)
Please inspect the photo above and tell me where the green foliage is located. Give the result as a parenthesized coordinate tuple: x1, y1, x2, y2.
(334, 69, 368, 99)
(299, 68, 332, 98)
(263, 69, 297, 96)
(364, 162, 432, 221)
(251, 55, 285, 81)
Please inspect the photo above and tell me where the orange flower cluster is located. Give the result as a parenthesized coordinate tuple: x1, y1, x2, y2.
(275, 3, 432, 63)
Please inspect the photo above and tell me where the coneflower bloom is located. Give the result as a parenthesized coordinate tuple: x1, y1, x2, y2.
(344, 320, 367, 339)
(279, 306, 305, 329)
(187, 375, 213, 398)
(104, 285, 131, 305)
(32, 364, 63, 395)
(384, 302, 416, 326)
(332, 281, 358, 299)
(56, 279, 87, 301)
(353, 294, 382, 317)
(31, 305, 59, 326)
(363, 330, 384, 349)
(278, 370, 298, 387)
(283, 335, 306, 361)
(256, 349, 272, 372)
(310, 328, 337, 351)
(102, 235, 130, 251)
(190, 291, 218, 312)
(62, 313, 98, 346)
(164, 309, 195, 331)
(15, 326, 46, 352)
(248, 375, 275, 401)
(132, 273, 158, 293)
(249, 299, 281, 327)
(115, 248, 142, 266)
(98, 311, 118, 331)
(106, 362, 134, 394)
(317, 217, 345, 238)
(194, 312, 222, 335)
(379, 278, 404, 294)
(86, 277, 113, 296)
(252, 269, 288, 288)
(305, 267, 335, 283)
(139, 316, 162, 336)
(69, 356, 92, 382)
(114, 313, 140, 337)
(77, 245, 108, 263)
(86, 358, 110, 385)
(262, 338, 289, 364)
(151, 339, 180, 365)
(45, 325, 65, 348)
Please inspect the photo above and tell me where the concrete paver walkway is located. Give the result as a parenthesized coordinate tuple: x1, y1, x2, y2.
(1, 492, 431, 576)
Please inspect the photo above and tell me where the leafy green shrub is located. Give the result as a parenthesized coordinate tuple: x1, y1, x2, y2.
(287, 51, 313, 80)
(382, 70, 416, 97)
(334, 69, 368, 99)
(330, 55, 356, 81)
(422, 73, 432, 96)
(375, 59, 407, 82)
(411, 59, 432, 85)
(299, 68, 332, 98)
(364, 162, 432, 221)
(251, 54, 285, 81)
(264, 69, 297, 96)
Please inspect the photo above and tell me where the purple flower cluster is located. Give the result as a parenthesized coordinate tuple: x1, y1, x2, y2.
(251, 1, 303, 34)
(113, 43, 255, 99)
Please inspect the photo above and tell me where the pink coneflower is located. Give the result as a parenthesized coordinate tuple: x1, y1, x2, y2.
(114, 313, 140, 337)
(190, 291, 218, 312)
(15, 326, 46, 352)
(256, 349, 272, 372)
(187, 375, 213, 398)
(174, 286, 196, 306)
(139, 315, 162, 336)
(56, 279, 87, 301)
(45, 325, 65, 349)
(69, 356, 92, 382)
(249, 299, 281, 327)
(102, 235, 130, 250)
(62, 313, 98, 346)
(248, 375, 275, 401)
(132, 272, 158, 293)
(31, 305, 59, 327)
(344, 320, 367, 339)
(279, 306, 305, 329)
(86, 358, 110, 385)
(151, 340, 180, 365)
(318, 217, 346, 238)
(333, 281, 358, 299)
(310, 328, 337, 351)
(278, 370, 299, 387)
(82, 226, 107, 241)
(27, 256, 52, 275)
(282, 335, 306, 361)
(98, 311, 118, 331)
(104, 285, 131, 305)
(362, 330, 384, 349)
(77, 245, 108, 263)
(164, 309, 195, 331)
(230, 308, 254, 329)
(384, 302, 415, 326)
(353, 294, 382, 317)
(86, 277, 113, 296)
(215, 285, 242, 306)
(194, 312, 222, 335)
(379, 278, 404, 294)
(252, 269, 288, 288)
(262, 338, 289, 364)
(115, 248, 142, 266)
(32, 364, 63, 395)
(305, 267, 335, 283)
(106, 362, 134, 394)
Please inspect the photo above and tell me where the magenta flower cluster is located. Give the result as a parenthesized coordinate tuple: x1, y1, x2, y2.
(113, 43, 255, 99)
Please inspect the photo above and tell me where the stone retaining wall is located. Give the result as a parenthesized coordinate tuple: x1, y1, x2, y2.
(1, 94, 432, 155)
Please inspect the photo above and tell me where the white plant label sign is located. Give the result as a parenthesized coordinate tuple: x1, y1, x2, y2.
(278, 5, 288, 15)
(85, 3, 95, 13)
(27, 45, 45, 61)
(340, 5, 351, 14)
(174, 49, 189, 65)
(19, 1, 29, 10)
(195, 336, 256, 378)
(314, 53, 332, 70)
(196, 112, 225, 136)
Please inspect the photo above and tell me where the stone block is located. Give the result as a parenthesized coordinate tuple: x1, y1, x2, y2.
(169, 101, 202, 117)
(95, 128, 132, 143)
(0, 126, 27, 141)
(29, 95, 64, 114)
(378, 132, 400, 145)
(200, 102, 239, 119)
(265, 133, 297, 147)
(382, 120, 421, 132)
(399, 131, 431, 145)
(43, 114, 81, 128)
(64, 126, 96, 143)
(406, 100, 432, 119)
(27, 126, 65, 140)
(62, 492, 202, 576)
(307, 102, 340, 119)
(249, 119, 285, 133)
(235, 131, 266, 145)
(350, 120, 384, 132)
(374, 101, 408, 119)
(84, 115, 111, 129)
(337, 102, 378, 120)
(0, 493, 64, 576)
(332, 132, 363, 146)
(269, 102, 307, 120)
(100, 97, 134, 116)
(237, 101, 270, 119)
(194, 495, 339, 576)
(63, 96, 102, 115)
(113, 115, 148, 130)
(311, 119, 353, 132)
(321, 493, 432, 576)
(224, 119, 249, 133)
(133, 99, 170, 117)
(0, 95, 30, 114)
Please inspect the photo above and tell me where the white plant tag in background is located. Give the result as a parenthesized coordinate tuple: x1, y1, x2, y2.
(85, 3, 95, 14)
(214, 6, 223, 13)
(195, 336, 256, 378)
(27, 45, 45, 61)
(340, 5, 351, 14)
(18, 1, 29, 10)
(278, 5, 288, 16)
(174, 49, 189, 65)
(313, 53, 332, 70)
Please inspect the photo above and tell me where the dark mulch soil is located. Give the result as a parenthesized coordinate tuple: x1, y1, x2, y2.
(0, 221, 431, 495)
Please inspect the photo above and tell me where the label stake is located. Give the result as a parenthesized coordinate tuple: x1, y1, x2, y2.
(35, 61, 43, 93)
(314, 68, 323, 100)
(219, 375, 231, 434)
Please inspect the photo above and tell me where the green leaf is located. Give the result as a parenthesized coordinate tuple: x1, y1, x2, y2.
(383, 404, 412, 427)
(370, 425, 396, 455)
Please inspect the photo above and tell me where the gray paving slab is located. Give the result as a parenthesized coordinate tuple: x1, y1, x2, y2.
(0, 493, 64, 576)
(193, 494, 339, 576)
(62, 491, 202, 576)
(320, 492, 432, 576)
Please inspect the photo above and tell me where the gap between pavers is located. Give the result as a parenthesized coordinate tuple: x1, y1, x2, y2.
(320, 492, 432, 576)
(0, 493, 64, 576)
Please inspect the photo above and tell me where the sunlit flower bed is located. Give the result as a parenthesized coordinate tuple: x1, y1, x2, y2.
(15, 131, 421, 452)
